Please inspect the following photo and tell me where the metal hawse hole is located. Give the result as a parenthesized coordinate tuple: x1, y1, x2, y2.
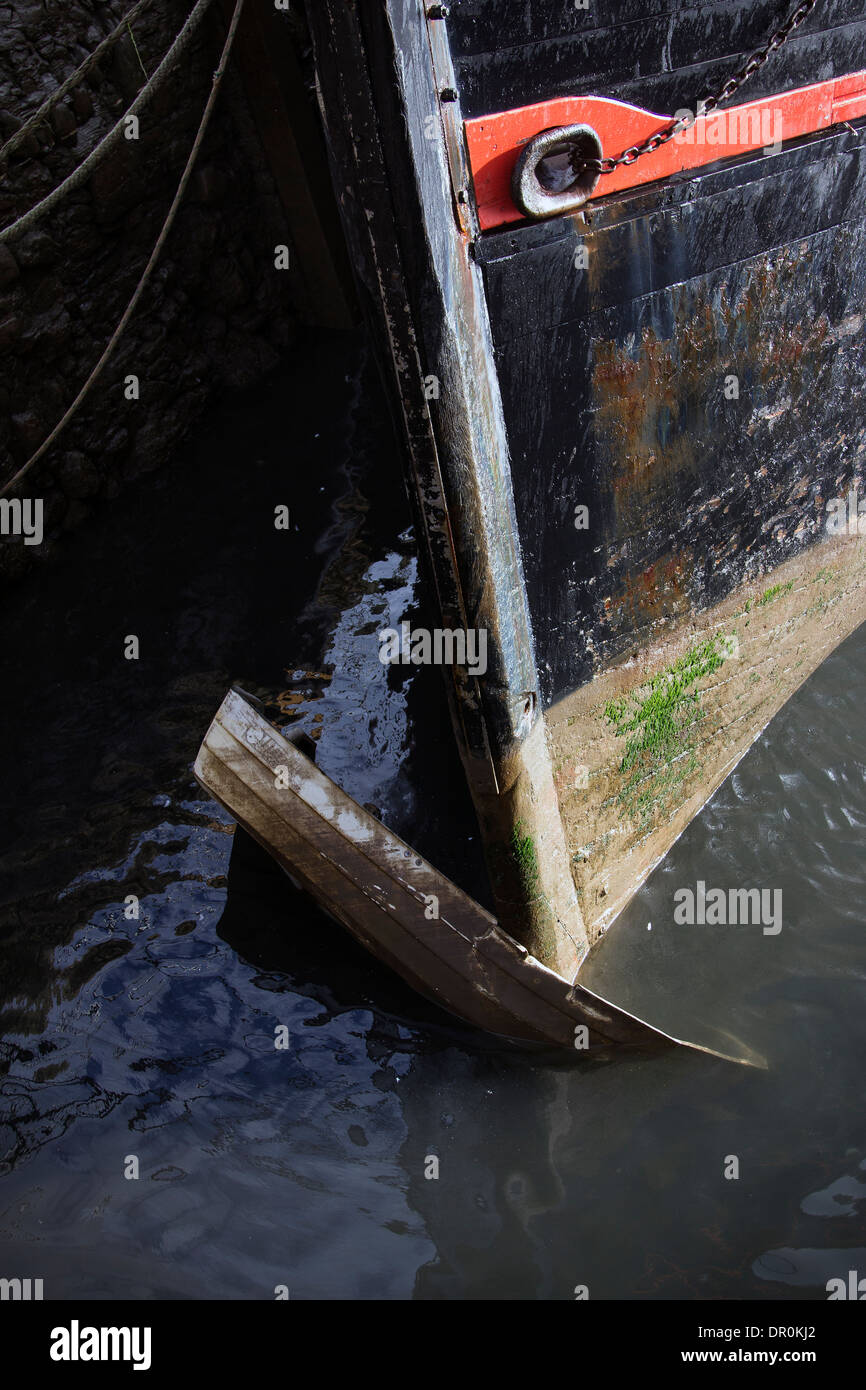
(512, 124, 603, 219)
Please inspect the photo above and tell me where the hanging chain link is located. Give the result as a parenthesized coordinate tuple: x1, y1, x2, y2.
(580, 0, 819, 175)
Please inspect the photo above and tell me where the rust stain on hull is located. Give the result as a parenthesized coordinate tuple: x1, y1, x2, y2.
(588, 244, 860, 654)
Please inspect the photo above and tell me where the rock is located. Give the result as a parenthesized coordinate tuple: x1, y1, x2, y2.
(7, 130, 41, 159)
(57, 450, 100, 499)
(198, 311, 227, 344)
(50, 103, 77, 141)
(0, 314, 21, 349)
(30, 276, 64, 313)
(42, 489, 68, 532)
(19, 307, 71, 353)
(0, 245, 19, 287)
(11, 409, 48, 453)
(61, 498, 91, 531)
(71, 87, 93, 122)
(109, 34, 147, 102)
(14, 231, 58, 269)
(101, 427, 129, 459)
(211, 256, 248, 313)
(89, 149, 138, 223)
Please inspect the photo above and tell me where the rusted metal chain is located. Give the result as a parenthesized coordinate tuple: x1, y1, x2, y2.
(0, 0, 155, 167)
(583, 0, 819, 176)
(0, 0, 215, 244)
(0, 0, 246, 499)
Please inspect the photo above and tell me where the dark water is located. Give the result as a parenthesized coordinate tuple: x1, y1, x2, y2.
(1, 330, 864, 1300)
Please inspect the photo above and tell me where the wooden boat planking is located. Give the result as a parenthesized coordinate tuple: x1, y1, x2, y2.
(194, 690, 759, 1064)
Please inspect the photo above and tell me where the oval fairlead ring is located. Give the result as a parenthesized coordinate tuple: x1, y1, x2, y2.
(511, 123, 604, 219)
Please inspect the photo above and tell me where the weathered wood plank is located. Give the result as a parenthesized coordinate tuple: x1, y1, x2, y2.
(303, 0, 591, 970)
(194, 690, 756, 1058)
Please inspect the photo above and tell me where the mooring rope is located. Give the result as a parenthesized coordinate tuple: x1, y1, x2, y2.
(0, 0, 156, 167)
(0, 0, 216, 245)
(0, 0, 245, 500)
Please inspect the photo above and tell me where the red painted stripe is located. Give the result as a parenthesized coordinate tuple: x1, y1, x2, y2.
(466, 73, 866, 231)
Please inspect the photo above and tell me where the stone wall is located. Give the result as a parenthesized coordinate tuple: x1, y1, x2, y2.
(0, 0, 301, 581)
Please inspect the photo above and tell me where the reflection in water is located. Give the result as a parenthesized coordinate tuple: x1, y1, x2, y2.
(754, 1248, 866, 1293)
(1, 330, 865, 1299)
(281, 539, 419, 823)
(800, 1163, 866, 1218)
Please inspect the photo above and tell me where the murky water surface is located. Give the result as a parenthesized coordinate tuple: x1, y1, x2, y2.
(1, 332, 864, 1299)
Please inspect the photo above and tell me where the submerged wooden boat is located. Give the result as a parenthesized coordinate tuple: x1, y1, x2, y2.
(197, 0, 866, 1050)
